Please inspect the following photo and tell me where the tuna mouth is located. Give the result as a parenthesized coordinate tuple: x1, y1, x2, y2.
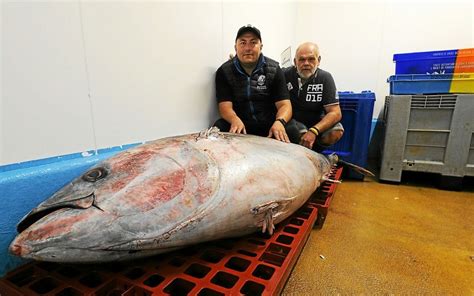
(17, 192, 101, 233)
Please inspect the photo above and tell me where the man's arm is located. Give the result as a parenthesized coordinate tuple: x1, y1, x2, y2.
(218, 101, 246, 134)
(215, 66, 246, 134)
(275, 99, 292, 123)
(315, 104, 342, 131)
(299, 104, 342, 149)
(267, 65, 292, 142)
(268, 99, 292, 142)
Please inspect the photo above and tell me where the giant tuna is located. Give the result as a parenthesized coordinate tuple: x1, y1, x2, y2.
(9, 128, 337, 263)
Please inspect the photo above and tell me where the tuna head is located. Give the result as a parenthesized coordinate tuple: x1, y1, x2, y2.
(9, 136, 219, 262)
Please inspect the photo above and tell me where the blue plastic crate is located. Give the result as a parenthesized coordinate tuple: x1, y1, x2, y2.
(393, 48, 474, 74)
(388, 73, 474, 94)
(323, 91, 375, 179)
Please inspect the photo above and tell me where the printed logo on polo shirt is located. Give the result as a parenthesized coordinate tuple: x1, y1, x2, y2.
(305, 84, 323, 102)
(256, 75, 267, 90)
(287, 82, 293, 91)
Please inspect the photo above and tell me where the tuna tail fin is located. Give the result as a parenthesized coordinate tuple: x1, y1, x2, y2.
(326, 153, 375, 177)
(339, 159, 375, 177)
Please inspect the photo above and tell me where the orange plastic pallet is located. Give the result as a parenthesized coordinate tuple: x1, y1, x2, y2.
(0, 167, 342, 296)
(311, 166, 343, 229)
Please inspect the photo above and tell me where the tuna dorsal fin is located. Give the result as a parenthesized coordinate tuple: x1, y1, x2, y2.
(196, 127, 221, 140)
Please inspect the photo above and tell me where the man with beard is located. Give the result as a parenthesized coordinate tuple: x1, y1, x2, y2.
(284, 42, 344, 152)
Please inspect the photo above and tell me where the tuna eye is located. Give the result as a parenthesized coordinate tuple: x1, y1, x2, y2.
(82, 167, 107, 182)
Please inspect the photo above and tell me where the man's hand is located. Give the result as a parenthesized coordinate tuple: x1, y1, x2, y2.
(300, 131, 316, 149)
(268, 121, 290, 142)
(271, 99, 291, 142)
(229, 117, 246, 134)
(218, 101, 246, 134)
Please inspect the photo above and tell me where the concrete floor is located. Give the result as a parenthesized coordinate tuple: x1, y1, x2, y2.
(282, 174, 474, 295)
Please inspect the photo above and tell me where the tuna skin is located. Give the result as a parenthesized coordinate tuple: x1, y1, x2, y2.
(9, 130, 332, 263)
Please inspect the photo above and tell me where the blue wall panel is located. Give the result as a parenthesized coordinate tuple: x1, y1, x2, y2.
(0, 145, 138, 276)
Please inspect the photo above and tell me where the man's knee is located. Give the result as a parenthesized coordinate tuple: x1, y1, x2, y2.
(285, 120, 299, 144)
(319, 130, 344, 146)
(285, 119, 306, 144)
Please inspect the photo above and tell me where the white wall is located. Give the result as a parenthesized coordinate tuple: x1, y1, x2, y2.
(2, 0, 473, 165)
(2, 1, 224, 164)
(0, 2, 3, 163)
(1, 1, 299, 165)
(221, 2, 297, 63)
(80, 1, 223, 148)
(293, 1, 473, 117)
(3, 2, 96, 164)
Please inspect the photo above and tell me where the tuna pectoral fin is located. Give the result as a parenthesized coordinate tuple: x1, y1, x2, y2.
(252, 201, 289, 236)
(262, 208, 276, 235)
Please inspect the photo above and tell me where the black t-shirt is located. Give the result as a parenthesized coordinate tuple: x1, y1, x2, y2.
(283, 66, 339, 127)
(215, 55, 289, 124)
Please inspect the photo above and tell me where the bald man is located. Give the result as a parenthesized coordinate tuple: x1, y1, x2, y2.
(284, 42, 344, 152)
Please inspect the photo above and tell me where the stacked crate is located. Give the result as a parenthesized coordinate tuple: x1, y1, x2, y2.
(381, 48, 474, 189)
(388, 48, 474, 94)
(323, 91, 375, 180)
